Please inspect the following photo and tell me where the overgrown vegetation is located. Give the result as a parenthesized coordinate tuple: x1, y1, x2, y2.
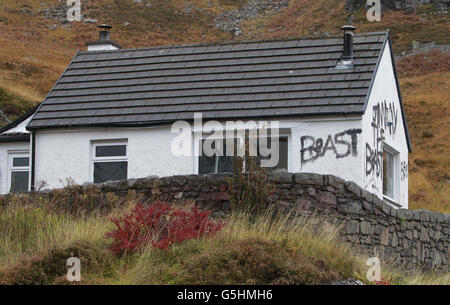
(0, 181, 448, 285)
(400, 71, 450, 213)
(0, 190, 137, 269)
(397, 51, 450, 78)
(227, 145, 276, 215)
(106, 201, 223, 254)
(0, 87, 34, 123)
(0, 240, 107, 285)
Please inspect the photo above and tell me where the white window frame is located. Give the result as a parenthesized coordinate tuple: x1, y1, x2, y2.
(7, 150, 30, 193)
(194, 132, 291, 174)
(382, 143, 400, 206)
(91, 140, 128, 183)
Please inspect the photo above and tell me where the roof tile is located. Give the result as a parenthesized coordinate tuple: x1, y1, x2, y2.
(29, 32, 387, 129)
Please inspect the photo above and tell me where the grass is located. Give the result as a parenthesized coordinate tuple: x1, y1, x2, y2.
(0, 86, 38, 122)
(102, 209, 359, 285)
(0, 196, 113, 270)
(399, 71, 450, 213)
(0, 194, 448, 285)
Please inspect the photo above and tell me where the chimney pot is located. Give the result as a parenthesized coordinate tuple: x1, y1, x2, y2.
(86, 24, 122, 51)
(342, 25, 356, 60)
(98, 24, 112, 40)
(335, 24, 356, 69)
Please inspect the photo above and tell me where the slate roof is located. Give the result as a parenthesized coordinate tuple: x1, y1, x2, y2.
(28, 31, 389, 130)
(0, 133, 30, 143)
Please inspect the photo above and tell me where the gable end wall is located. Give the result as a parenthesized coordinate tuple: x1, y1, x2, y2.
(362, 40, 409, 208)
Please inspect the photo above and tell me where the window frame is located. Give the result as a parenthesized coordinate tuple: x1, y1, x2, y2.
(91, 141, 128, 183)
(7, 151, 30, 193)
(382, 143, 400, 206)
(195, 132, 291, 174)
(197, 137, 241, 175)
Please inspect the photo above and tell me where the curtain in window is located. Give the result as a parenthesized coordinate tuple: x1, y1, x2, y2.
(94, 162, 127, 183)
(10, 171, 29, 193)
(383, 151, 394, 199)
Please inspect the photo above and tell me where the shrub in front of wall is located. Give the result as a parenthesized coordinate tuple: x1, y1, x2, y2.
(227, 150, 276, 215)
(106, 202, 224, 255)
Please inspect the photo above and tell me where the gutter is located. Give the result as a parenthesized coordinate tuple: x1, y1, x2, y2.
(31, 131, 36, 191)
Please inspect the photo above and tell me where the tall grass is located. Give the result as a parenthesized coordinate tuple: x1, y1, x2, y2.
(0, 197, 448, 285)
(99, 209, 363, 285)
(402, 273, 450, 285)
(401, 72, 450, 213)
(0, 197, 115, 269)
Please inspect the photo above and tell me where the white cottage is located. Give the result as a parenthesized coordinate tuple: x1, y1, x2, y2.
(2, 25, 412, 208)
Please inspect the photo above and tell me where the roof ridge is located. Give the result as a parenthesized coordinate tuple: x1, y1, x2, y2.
(78, 31, 388, 55)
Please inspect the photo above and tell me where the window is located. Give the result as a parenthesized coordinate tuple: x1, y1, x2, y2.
(199, 138, 236, 174)
(8, 152, 30, 193)
(382, 148, 396, 201)
(92, 142, 127, 183)
(198, 137, 288, 174)
(256, 137, 288, 172)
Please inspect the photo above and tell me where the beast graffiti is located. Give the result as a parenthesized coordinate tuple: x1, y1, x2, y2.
(401, 161, 408, 181)
(372, 100, 398, 136)
(365, 126, 384, 177)
(300, 129, 362, 166)
(365, 143, 382, 177)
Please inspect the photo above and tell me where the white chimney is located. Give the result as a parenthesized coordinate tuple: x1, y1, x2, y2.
(86, 24, 122, 51)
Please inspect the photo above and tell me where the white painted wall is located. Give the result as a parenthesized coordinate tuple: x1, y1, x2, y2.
(287, 118, 364, 184)
(0, 142, 30, 194)
(190, 117, 363, 185)
(87, 44, 120, 51)
(34, 117, 365, 191)
(34, 126, 193, 189)
(361, 41, 409, 208)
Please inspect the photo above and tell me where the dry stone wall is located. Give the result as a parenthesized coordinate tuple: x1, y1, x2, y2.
(85, 172, 450, 273)
(5, 172, 446, 272)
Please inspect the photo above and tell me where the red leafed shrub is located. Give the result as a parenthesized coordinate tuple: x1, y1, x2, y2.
(106, 202, 224, 255)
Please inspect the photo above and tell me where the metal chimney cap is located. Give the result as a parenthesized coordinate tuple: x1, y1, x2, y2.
(98, 24, 112, 30)
(341, 25, 356, 31)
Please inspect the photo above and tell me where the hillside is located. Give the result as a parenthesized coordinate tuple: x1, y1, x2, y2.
(0, 0, 448, 212)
